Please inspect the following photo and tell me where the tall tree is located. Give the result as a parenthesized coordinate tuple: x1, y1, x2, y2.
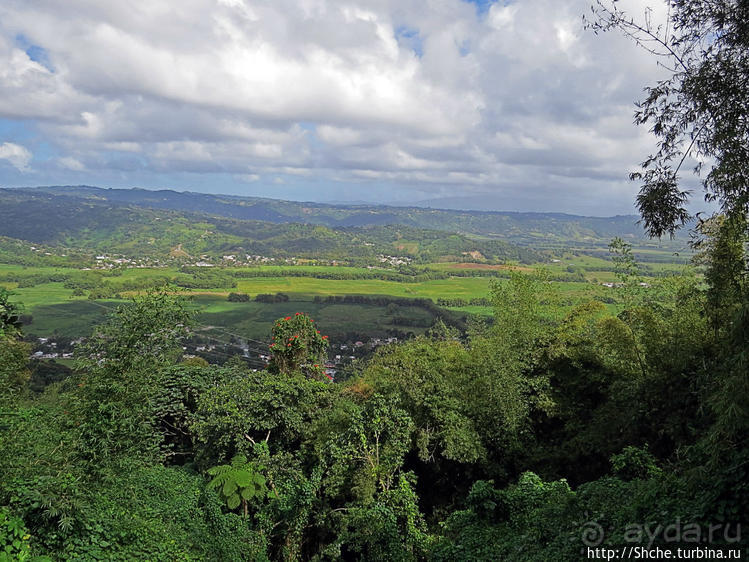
(72, 290, 194, 463)
(588, 0, 749, 237)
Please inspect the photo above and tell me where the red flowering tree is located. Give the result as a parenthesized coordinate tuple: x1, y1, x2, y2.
(267, 313, 330, 379)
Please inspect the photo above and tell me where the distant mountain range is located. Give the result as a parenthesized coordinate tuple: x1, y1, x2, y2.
(7, 185, 678, 246)
(0, 187, 541, 263)
(0, 185, 689, 267)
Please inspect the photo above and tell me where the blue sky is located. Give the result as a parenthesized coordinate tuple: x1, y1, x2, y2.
(0, 0, 710, 216)
(463, 0, 501, 15)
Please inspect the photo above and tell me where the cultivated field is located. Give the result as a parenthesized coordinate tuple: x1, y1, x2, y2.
(1, 251, 695, 342)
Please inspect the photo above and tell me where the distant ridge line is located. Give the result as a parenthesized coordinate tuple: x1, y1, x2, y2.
(4, 185, 640, 221)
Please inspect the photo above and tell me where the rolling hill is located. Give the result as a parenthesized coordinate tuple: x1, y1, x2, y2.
(11, 185, 669, 247)
(0, 189, 541, 264)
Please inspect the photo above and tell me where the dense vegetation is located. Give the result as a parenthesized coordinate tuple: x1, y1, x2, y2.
(1, 217, 746, 559)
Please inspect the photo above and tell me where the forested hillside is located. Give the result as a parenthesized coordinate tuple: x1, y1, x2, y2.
(0, 190, 540, 264)
(10, 185, 663, 247)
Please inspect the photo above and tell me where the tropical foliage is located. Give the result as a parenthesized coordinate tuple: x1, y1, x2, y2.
(0, 214, 746, 559)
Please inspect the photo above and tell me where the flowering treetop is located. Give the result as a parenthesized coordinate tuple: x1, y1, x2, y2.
(267, 313, 330, 380)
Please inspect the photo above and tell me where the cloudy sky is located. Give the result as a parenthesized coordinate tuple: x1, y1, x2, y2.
(0, 0, 694, 215)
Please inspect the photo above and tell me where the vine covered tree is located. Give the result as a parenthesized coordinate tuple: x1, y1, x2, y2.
(71, 290, 194, 463)
(0, 290, 30, 403)
(0, 289, 22, 338)
(267, 313, 329, 379)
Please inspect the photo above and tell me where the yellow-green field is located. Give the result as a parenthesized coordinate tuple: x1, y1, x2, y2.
(233, 276, 494, 300)
(1, 259, 688, 339)
(3, 282, 86, 307)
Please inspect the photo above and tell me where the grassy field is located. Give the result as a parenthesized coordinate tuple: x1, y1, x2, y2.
(1, 264, 495, 339)
(11, 279, 619, 340)
(19, 294, 440, 342)
(5, 282, 87, 308)
(2, 257, 689, 341)
(233, 276, 494, 300)
(21, 299, 118, 337)
(196, 296, 436, 342)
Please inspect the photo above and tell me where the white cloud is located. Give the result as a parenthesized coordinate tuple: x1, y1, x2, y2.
(0, 142, 32, 171)
(0, 0, 678, 213)
(58, 156, 85, 171)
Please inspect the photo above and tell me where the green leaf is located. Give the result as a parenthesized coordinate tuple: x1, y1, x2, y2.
(223, 480, 237, 495)
(226, 494, 241, 510)
(234, 470, 252, 488)
(231, 454, 248, 466)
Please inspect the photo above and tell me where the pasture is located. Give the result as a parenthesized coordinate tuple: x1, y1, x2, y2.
(1, 257, 689, 340)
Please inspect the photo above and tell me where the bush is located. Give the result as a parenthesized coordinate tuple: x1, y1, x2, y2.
(610, 446, 662, 481)
(0, 508, 33, 562)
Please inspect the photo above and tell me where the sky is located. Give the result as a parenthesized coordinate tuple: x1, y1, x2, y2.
(0, 0, 704, 216)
